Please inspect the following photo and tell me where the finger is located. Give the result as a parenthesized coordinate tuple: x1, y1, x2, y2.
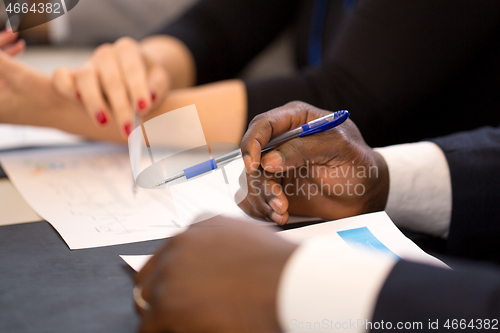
(52, 67, 79, 101)
(240, 101, 330, 174)
(75, 61, 111, 126)
(246, 174, 289, 225)
(237, 191, 269, 221)
(147, 64, 169, 110)
(115, 37, 152, 115)
(3, 39, 25, 57)
(93, 44, 134, 137)
(0, 28, 18, 48)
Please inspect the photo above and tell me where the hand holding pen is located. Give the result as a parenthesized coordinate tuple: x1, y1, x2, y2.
(238, 102, 389, 225)
(154, 107, 349, 186)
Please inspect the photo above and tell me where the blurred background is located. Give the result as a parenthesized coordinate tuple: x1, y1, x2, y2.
(0, 0, 294, 79)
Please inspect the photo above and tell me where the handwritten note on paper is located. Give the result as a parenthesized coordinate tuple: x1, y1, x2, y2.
(0, 144, 256, 249)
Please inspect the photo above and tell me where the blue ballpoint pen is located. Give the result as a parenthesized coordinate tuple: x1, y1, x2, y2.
(153, 110, 350, 187)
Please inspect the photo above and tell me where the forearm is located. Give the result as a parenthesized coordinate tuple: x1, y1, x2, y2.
(140, 35, 196, 89)
(1, 71, 246, 145)
(146, 79, 247, 145)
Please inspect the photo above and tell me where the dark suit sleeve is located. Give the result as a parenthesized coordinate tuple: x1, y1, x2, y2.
(159, 0, 298, 85)
(372, 260, 500, 329)
(429, 127, 500, 263)
(247, 0, 500, 146)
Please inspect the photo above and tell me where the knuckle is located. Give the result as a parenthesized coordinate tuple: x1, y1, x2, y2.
(52, 67, 67, 78)
(286, 100, 308, 109)
(252, 113, 265, 123)
(122, 61, 141, 77)
(248, 113, 267, 130)
(76, 67, 93, 81)
(94, 43, 113, 58)
(51, 69, 69, 85)
(115, 36, 137, 50)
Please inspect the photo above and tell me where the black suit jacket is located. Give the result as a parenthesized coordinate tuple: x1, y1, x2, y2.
(372, 127, 500, 329)
(162, 0, 500, 147)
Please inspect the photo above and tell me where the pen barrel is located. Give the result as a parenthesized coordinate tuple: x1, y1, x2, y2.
(214, 149, 242, 166)
(184, 158, 218, 179)
(262, 128, 303, 153)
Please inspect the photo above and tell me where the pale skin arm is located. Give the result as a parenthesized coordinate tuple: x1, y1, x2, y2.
(0, 51, 247, 144)
(140, 35, 196, 90)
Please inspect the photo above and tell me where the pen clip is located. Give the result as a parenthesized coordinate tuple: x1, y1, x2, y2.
(298, 110, 349, 137)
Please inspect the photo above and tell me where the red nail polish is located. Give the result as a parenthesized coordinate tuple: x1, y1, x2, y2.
(124, 122, 132, 136)
(151, 92, 156, 102)
(138, 99, 147, 112)
(96, 111, 107, 124)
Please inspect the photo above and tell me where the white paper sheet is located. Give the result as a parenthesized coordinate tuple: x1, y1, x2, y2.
(0, 124, 83, 151)
(121, 212, 448, 272)
(0, 144, 259, 249)
(120, 254, 152, 272)
(279, 211, 449, 268)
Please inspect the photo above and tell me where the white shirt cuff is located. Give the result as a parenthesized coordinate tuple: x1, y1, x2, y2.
(374, 142, 452, 238)
(277, 235, 396, 333)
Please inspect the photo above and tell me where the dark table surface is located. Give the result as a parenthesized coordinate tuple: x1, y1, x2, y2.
(0, 163, 447, 333)
(0, 163, 168, 332)
(0, 220, 165, 333)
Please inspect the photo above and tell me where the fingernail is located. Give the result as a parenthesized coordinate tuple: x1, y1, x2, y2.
(262, 152, 283, 168)
(271, 212, 284, 225)
(150, 92, 156, 102)
(124, 122, 132, 136)
(96, 110, 107, 124)
(138, 99, 147, 112)
(269, 198, 282, 213)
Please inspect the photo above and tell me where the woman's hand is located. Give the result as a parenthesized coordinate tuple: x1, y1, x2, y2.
(239, 101, 390, 225)
(0, 27, 25, 56)
(51, 37, 170, 138)
(0, 51, 123, 140)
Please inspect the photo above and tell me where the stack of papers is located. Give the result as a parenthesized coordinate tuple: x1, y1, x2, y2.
(0, 143, 259, 249)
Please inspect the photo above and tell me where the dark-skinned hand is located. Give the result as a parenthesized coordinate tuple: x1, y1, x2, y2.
(135, 216, 298, 333)
(239, 101, 389, 225)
